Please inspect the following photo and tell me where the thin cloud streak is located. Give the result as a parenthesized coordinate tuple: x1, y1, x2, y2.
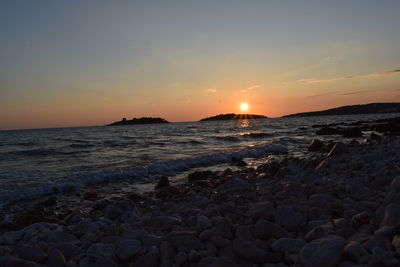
(206, 88, 217, 93)
(298, 68, 400, 84)
(240, 84, 261, 93)
(306, 88, 381, 98)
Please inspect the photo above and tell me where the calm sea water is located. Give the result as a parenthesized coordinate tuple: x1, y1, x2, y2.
(0, 114, 397, 206)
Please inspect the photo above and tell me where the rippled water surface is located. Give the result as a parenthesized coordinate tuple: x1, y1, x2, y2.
(0, 114, 397, 205)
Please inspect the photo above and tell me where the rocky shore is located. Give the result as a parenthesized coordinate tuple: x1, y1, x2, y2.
(1, 135, 400, 266)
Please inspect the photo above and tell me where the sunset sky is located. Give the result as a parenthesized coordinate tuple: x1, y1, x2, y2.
(1, 1, 400, 130)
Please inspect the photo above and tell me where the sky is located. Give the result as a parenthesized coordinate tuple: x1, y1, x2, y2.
(1, 0, 400, 130)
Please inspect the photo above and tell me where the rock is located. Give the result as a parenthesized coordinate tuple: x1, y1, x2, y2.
(175, 251, 187, 265)
(316, 127, 341, 135)
(299, 235, 345, 267)
(86, 243, 115, 258)
(328, 142, 348, 157)
(382, 203, 400, 227)
(362, 235, 391, 253)
(196, 216, 212, 230)
(211, 235, 231, 248)
(134, 252, 158, 267)
(343, 241, 368, 264)
(217, 178, 251, 193)
(232, 238, 268, 263)
(155, 186, 180, 199)
(188, 250, 202, 262)
(235, 225, 254, 241)
(5, 257, 40, 267)
(143, 216, 181, 231)
(15, 244, 47, 263)
(248, 201, 275, 221)
(368, 247, 400, 267)
(198, 257, 240, 267)
(155, 176, 170, 190)
(351, 211, 370, 229)
(82, 191, 98, 201)
(276, 205, 306, 231)
(167, 231, 203, 252)
(254, 219, 286, 240)
(95, 256, 118, 267)
(159, 241, 175, 267)
(271, 238, 306, 254)
(211, 217, 232, 239)
(383, 179, 400, 205)
(47, 248, 66, 267)
(53, 243, 82, 261)
(231, 157, 247, 166)
(188, 171, 212, 182)
(308, 139, 326, 152)
(342, 128, 362, 138)
(46, 230, 78, 243)
(199, 229, 215, 242)
(116, 240, 141, 262)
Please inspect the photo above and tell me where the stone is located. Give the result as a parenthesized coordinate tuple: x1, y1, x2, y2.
(175, 251, 187, 265)
(316, 127, 341, 135)
(188, 171, 212, 182)
(368, 247, 400, 267)
(155, 176, 170, 190)
(248, 201, 275, 221)
(15, 244, 47, 263)
(235, 225, 253, 241)
(159, 241, 175, 267)
(212, 217, 232, 238)
(328, 142, 348, 157)
(86, 243, 115, 258)
(116, 240, 141, 262)
(271, 238, 306, 254)
(197, 215, 212, 230)
(53, 243, 82, 261)
(199, 229, 215, 242)
(351, 211, 370, 229)
(299, 235, 345, 267)
(217, 178, 251, 193)
(254, 219, 286, 240)
(308, 139, 326, 152)
(143, 216, 181, 231)
(232, 238, 268, 263)
(47, 248, 66, 267)
(343, 241, 368, 264)
(134, 252, 158, 267)
(382, 203, 400, 227)
(167, 231, 203, 252)
(198, 257, 240, 267)
(383, 179, 400, 205)
(5, 257, 40, 267)
(95, 256, 118, 267)
(276, 205, 306, 231)
(362, 235, 390, 253)
(211, 235, 231, 248)
(82, 191, 98, 201)
(46, 230, 78, 243)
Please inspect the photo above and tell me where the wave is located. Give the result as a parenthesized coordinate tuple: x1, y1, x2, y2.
(0, 142, 287, 207)
(215, 136, 240, 142)
(240, 132, 273, 138)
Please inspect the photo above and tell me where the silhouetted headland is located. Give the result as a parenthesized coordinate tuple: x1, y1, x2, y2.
(283, 103, 400, 117)
(108, 117, 169, 126)
(200, 113, 268, 121)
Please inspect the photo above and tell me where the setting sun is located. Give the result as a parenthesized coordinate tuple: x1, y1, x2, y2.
(240, 102, 249, 112)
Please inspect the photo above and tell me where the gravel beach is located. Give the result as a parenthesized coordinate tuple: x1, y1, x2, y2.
(1, 134, 400, 267)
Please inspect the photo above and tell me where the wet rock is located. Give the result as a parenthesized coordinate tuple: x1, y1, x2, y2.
(212, 217, 232, 239)
(316, 127, 342, 135)
(276, 205, 306, 231)
(5, 257, 40, 267)
(231, 157, 247, 167)
(188, 171, 212, 182)
(53, 243, 82, 261)
(232, 238, 268, 263)
(155, 186, 180, 199)
(328, 142, 348, 157)
(217, 178, 251, 193)
(299, 235, 345, 267)
(155, 176, 170, 190)
(235, 225, 254, 241)
(362, 235, 391, 253)
(254, 219, 286, 240)
(82, 191, 98, 201)
(383, 179, 400, 205)
(343, 241, 368, 264)
(175, 251, 187, 265)
(116, 240, 141, 262)
(134, 252, 158, 267)
(199, 228, 215, 242)
(143, 215, 181, 231)
(368, 247, 400, 267)
(16, 244, 47, 263)
(351, 211, 370, 229)
(167, 231, 203, 252)
(342, 128, 362, 138)
(271, 238, 306, 254)
(46, 230, 78, 243)
(308, 139, 326, 152)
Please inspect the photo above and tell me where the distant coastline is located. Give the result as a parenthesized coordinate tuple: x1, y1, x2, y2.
(200, 113, 268, 121)
(282, 102, 400, 118)
(108, 117, 169, 126)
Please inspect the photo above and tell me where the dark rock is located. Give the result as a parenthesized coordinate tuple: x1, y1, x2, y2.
(342, 127, 362, 138)
(316, 127, 342, 135)
(159, 241, 175, 267)
(167, 231, 203, 252)
(328, 142, 348, 157)
(47, 248, 66, 267)
(254, 219, 286, 240)
(271, 238, 306, 254)
(143, 216, 181, 231)
(134, 252, 158, 267)
(155, 186, 180, 199)
(188, 171, 212, 182)
(155, 176, 170, 190)
(232, 239, 268, 263)
(308, 139, 327, 152)
(53, 243, 82, 261)
(231, 157, 247, 166)
(5, 257, 40, 267)
(82, 191, 98, 201)
(276, 205, 306, 231)
(343, 241, 368, 264)
(16, 244, 47, 263)
(299, 235, 345, 267)
(382, 203, 400, 227)
(362, 235, 391, 253)
(116, 239, 141, 262)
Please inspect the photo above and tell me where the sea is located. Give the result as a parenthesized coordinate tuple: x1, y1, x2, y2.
(0, 113, 398, 207)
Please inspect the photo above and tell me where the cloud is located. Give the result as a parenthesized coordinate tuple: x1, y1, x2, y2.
(206, 88, 217, 93)
(298, 68, 400, 84)
(306, 88, 380, 98)
(240, 84, 261, 93)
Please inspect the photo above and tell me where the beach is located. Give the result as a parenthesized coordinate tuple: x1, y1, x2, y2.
(1, 120, 400, 266)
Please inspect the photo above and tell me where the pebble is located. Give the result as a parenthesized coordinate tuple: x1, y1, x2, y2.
(299, 235, 345, 267)
(15, 244, 48, 263)
(116, 239, 141, 262)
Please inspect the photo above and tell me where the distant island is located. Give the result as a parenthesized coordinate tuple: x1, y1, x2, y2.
(200, 113, 268, 121)
(108, 117, 169, 126)
(283, 103, 400, 118)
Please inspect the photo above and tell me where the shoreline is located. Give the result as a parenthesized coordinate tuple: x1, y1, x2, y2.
(1, 135, 400, 266)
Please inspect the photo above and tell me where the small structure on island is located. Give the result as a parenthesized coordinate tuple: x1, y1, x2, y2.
(108, 117, 169, 126)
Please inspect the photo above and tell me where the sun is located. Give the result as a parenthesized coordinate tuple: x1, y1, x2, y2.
(240, 102, 249, 112)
